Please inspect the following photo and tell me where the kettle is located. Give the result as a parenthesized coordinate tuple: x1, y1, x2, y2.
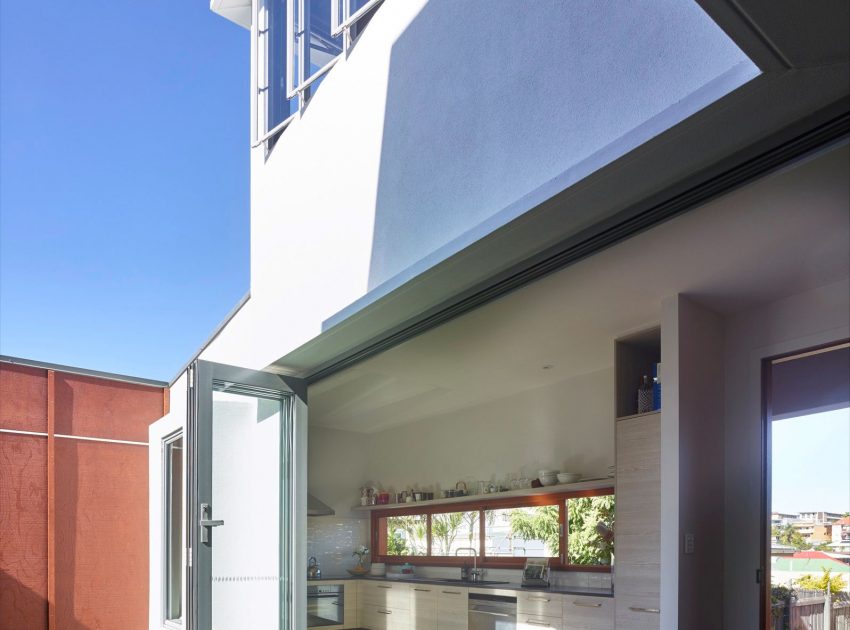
(307, 556, 321, 580)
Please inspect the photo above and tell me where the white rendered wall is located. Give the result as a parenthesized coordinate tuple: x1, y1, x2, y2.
(201, 0, 756, 372)
(308, 367, 614, 514)
(722, 279, 850, 629)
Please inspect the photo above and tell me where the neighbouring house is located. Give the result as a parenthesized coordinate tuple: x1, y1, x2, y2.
(772, 552, 850, 593)
(832, 517, 850, 554)
(0, 357, 168, 630)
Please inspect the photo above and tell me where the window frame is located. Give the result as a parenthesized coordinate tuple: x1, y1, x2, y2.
(370, 487, 614, 572)
(162, 430, 185, 628)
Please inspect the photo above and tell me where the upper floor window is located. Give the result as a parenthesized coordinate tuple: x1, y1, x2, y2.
(256, 0, 383, 146)
(371, 488, 615, 571)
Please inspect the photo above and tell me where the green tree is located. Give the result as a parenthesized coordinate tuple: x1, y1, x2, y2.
(386, 530, 409, 555)
(567, 496, 615, 565)
(796, 569, 847, 594)
(772, 524, 812, 550)
(509, 506, 560, 556)
(432, 511, 478, 554)
(388, 515, 427, 555)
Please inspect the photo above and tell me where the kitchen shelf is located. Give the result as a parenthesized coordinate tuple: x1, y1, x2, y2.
(351, 478, 615, 512)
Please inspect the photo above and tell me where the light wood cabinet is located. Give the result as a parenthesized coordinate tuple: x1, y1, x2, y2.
(615, 412, 661, 630)
(562, 595, 613, 630)
(436, 587, 468, 630)
(356, 580, 469, 630)
(358, 581, 411, 630)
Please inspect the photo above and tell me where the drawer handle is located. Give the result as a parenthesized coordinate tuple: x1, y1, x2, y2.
(376, 585, 392, 589)
(377, 609, 392, 615)
(629, 606, 660, 614)
(529, 597, 550, 602)
(441, 590, 462, 595)
(526, 621, 552, 627)
(414, 588, 432, 592)
(573, 601, 602, 608)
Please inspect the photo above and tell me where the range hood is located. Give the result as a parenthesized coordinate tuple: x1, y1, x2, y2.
(307, 493, 335, 516)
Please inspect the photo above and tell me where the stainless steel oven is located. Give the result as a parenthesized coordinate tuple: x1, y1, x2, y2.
(307, 584, 344, 627)
(468, 592, 517, 630)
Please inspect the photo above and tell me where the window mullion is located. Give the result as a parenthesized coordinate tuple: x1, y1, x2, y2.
(559, 501, 567, 566)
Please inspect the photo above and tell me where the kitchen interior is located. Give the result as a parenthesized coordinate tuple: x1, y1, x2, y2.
(301, 144, 849, 629)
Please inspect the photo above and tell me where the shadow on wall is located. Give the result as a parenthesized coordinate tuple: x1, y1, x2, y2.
(365, 0, 758, 293)
(0, 570, 51, 630)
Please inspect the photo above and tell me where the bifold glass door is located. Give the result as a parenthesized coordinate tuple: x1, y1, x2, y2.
(191, 361, 307, 630)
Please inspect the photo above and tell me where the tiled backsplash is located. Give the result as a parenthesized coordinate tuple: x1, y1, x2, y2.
(306, 517, 370, 575)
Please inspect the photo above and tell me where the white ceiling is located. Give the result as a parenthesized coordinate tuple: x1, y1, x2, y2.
(309, 143, 850, 434)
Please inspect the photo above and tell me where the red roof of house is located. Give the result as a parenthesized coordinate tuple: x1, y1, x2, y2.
(835, 517, 850, 526)
(793, 551, 836, 560)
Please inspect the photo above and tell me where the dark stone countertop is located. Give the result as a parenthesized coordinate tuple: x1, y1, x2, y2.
(306, 574, 613, 598)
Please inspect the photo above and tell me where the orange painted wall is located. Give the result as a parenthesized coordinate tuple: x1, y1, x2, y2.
(0, 362, 166, 630)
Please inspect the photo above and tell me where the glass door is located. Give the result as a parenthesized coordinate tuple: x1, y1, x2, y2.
(190, 360, 307, 630)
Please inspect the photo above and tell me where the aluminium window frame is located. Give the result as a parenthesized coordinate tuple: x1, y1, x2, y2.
(370, 487, 614, 572)
(162, 429, 185, 630)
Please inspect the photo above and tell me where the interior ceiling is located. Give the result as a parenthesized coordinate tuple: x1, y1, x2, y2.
(309, 143, 850, 435)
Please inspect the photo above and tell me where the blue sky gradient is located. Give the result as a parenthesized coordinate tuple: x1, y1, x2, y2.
(772, 408, 850, 515)
(1, 1, 250, 381)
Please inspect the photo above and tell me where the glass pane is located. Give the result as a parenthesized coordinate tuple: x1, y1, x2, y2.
(211, 388, 286, 629)
(485, 506, 559, 557)
(380, 514, 428, 556)
(268, 0, 297, 129)
(306, 0, 342, 80)
(566, 495, 615, 566)
(432, 511, 480, 556)
(165, 435, 183, 621)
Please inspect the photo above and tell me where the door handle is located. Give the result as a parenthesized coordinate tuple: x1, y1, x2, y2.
(629, 606, 661, 614)
(200, 503, 224, 543)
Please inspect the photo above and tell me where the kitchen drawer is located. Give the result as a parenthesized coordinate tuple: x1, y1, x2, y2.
(519, 615, 563, 629)
(437, 586, 468, 611)
(614, 595, 660, 630)
(562, 596, 613, 629)
(517, 591, 563, 619)
(359, 581, 411, 610)
(359, 604, 410, 630)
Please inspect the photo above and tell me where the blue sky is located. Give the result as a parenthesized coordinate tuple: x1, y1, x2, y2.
(1, 1, 250, 381)
(772, 408, 850, 515)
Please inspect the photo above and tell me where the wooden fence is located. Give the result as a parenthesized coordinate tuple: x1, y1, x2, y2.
(772, 591, 850, 630)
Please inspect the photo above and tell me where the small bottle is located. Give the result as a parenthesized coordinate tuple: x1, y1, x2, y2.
(637, 375, 654, 414)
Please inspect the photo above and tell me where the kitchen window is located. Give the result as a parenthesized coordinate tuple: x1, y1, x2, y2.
(371, 489, 614, 571)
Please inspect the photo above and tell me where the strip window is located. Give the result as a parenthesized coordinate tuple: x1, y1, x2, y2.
(371, 488, 615, 572)
(256, 0, 384, 146)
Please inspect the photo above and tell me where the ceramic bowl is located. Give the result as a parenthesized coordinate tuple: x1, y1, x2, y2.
(539, 475, 559, 486)
(557, 473, 582, 484)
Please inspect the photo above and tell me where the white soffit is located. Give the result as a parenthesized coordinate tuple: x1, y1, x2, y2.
(211, 0, 251, 29)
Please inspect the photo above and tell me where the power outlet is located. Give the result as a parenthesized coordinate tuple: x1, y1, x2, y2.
(684, 532, 695, 554)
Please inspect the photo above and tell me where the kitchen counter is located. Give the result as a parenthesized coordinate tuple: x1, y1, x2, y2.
(306, 574, 614, 598)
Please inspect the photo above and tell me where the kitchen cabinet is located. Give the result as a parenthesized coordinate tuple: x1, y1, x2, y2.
(436, 586, 468, 630)
(517, 590, 563, 629)
(562, 595, 614, 630)
(358, 581, 411, 630)
(615, 412, 661, 630)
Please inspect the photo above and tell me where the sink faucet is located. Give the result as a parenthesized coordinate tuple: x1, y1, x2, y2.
(455, 548, 483, 582)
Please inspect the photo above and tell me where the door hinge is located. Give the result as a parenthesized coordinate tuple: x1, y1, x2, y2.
(756, 568, 763, 584)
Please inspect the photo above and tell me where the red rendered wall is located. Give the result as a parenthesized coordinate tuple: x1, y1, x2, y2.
(0, 362, 166, 630)
(0, 434, 48, 630)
